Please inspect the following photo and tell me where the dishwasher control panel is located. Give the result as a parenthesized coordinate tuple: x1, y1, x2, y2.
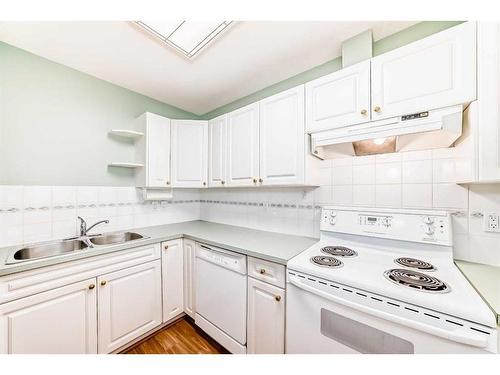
(196, 243, 247, 274)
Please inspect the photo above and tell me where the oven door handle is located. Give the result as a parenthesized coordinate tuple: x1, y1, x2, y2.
(288, 276, 489, 348)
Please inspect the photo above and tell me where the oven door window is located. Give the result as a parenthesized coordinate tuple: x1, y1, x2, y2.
(320, 308, 414, 354)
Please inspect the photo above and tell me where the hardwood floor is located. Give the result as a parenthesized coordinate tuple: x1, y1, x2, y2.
(123, 317, 228, 354)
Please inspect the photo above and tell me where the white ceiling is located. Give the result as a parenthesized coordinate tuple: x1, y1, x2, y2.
(0, 21, 416, 115)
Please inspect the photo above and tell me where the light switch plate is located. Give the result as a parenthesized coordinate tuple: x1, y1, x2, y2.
(484, 212, 500, 232)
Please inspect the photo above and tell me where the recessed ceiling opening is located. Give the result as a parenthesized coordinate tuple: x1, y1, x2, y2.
(135, 20, 233, 59)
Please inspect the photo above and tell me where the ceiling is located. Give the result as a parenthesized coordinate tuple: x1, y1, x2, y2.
(0, 21, 416, 115)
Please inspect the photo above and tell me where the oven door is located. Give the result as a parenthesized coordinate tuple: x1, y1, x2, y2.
(286, 275, 495, 354)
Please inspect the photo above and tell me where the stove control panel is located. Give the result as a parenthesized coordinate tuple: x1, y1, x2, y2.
(320, 207, 452, 246)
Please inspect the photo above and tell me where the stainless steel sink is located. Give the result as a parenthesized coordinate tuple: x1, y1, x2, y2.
(7, 239, 88, 264)
(89, 232, 145, 246)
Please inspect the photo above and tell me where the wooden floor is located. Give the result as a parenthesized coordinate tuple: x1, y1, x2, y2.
(124, 317, 228, 354)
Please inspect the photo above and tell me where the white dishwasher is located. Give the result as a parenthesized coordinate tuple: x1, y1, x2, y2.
(194, 243, 247, 354)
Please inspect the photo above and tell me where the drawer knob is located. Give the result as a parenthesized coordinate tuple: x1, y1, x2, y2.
(360, 109, 367, 116)
(259, 178, 263, 183)
(88, 284, 95, 290)
(221, 180, 225, 185)
(253, 178, 257, 183)
(259, 268, 266, 274)
(373, 106, 381, 113)
(100, 280, 107, 286)
(275, 295, 281, 302)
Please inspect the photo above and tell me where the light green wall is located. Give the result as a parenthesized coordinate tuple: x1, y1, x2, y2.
(0, 41, 199, 186)
(200, 21, 463, 120)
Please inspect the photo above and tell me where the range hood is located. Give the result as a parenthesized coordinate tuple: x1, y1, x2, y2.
(310, 105, 464, 158)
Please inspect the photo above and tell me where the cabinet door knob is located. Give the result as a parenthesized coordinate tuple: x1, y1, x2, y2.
(373, 106, 381, 113)
(253, 178, 257, 183)
(166, 181, 170, 185)
(164, 245, 168, 250)
(88, 284, 95, 290)
(100, 280, 107, 286)
(203, 182, 206, 186)
(221, 180, 225, 185)
(259, 178, 263, 183)
(275, 295, 281, 302)
(360, 109, 367, 116)
(259, 268, 266, 274)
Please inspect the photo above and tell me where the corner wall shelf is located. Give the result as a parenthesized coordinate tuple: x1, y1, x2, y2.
(108, 162, 144, 168)
(109, 129, 144, 139)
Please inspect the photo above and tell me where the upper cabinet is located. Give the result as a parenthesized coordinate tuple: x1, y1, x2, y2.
(134, 112, 171, 188)
(227, 103, 260, 187)
(468, 22, 500, 182)
(208, 114, 228, 187)
(171, 120, 209, 188)
(306, 60, 371, 132)
(371, 21, 476, 120)
(259, 86, 306, 186)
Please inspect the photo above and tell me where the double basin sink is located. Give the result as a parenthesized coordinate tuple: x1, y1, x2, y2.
(6, 232, 146, 264)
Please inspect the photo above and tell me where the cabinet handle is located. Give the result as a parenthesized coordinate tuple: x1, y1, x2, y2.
(100, 280, 107, 286)
(275, 295, 282, 302)
(259, 178, 263, 183)
(259, 268, 266, 274)
(88, 284, 95, 290)
(360, 109, 367, 116)
(221, 181, 225, 185)
(253, 178, 257, 183)
(373, 106, 381, 113)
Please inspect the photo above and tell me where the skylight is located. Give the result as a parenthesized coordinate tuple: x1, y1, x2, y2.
(135, 21, 233, 59)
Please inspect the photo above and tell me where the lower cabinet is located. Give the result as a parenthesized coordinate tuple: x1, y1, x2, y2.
(0, 278, 98, 354)
(183, 239, 196, 318)
(247, 277, 285, 354)
(161, 239, 185, 323)
(98, 260, 162, 353)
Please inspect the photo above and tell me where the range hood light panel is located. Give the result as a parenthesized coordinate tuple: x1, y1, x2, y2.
(135, 20, 233, 59)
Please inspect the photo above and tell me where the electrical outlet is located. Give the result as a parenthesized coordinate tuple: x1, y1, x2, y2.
(484, 213, 500, 232)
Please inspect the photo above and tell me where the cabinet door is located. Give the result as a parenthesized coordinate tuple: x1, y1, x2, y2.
(183, 239, 196, 318)
(171, 120, 208, 188)
(208, 114, 228, 187)
(227, 103, 260, 186)
(0, 278, 97, 354)
(371, 22, 476, 120)
(247, 277, 285, 354)
(147, 113, 171, 187)
(305, 60, 371, 132)
(98, 261, 162, 353)
(478, 22, 500, 181)
(259, 86, 305, 185)
(161, 239, 184, 323)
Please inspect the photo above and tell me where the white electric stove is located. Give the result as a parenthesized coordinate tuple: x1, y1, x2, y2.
(286, 207, 498, 354)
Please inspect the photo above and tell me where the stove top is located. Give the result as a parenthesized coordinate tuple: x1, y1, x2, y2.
(287, 207, 497, 328)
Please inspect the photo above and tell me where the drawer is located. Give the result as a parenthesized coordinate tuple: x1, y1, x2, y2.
(247, 256, 285, 288)
(0, 243, 160, 304)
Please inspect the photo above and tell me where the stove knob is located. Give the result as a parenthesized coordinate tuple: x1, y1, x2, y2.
(382, 218, 391, 227)
(425, 225, 435, 236)
(422, 216, 434, 225)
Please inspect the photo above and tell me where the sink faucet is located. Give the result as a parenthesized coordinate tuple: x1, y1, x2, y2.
(78, 216, 109, 237)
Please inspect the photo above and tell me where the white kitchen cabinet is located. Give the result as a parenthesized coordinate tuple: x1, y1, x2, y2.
(161, 239, 185, 323)
(134, 112, 171, 188)
(305, 60, 371, 132)
(259, 86, 306, 185)
(475, 22, 500, 182)
(0, 278, 97, 354)
(208, 114, 228, 187)
(227, 103, 260, 186)
(171, 120, 209, 188)
(371, 21, 476, 120)
(247, 277, 285, 354)
(98, 260, 162, 353)
(183, 239, 196, 318)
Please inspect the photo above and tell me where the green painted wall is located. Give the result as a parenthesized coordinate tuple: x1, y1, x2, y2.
(200, 21, 463, 120)
(0, 41, 199, 186)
